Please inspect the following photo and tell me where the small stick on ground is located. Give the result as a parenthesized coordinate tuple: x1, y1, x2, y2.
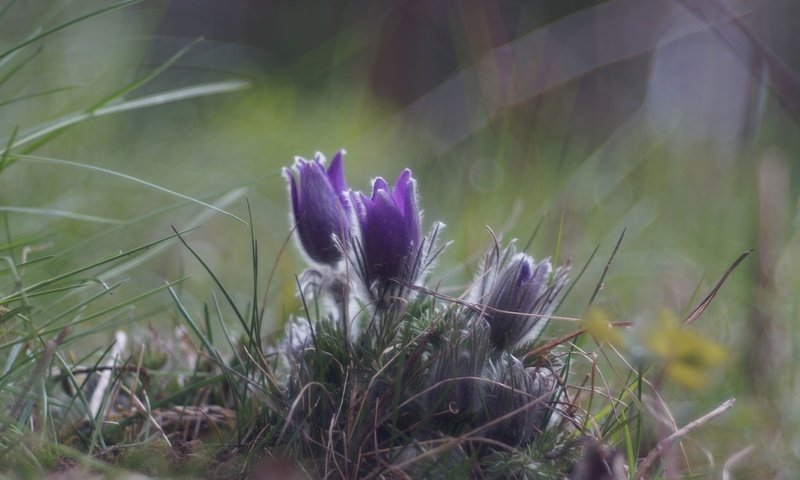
(635, 397, 736, 479)
(722, 444, 755, 480)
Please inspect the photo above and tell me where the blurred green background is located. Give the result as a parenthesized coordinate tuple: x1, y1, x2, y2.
(1, 0, 798, 476)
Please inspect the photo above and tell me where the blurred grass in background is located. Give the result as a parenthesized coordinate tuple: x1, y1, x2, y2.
(1, 0, 799, 476)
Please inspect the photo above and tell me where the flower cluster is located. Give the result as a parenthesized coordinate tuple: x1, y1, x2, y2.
(282, 150, 570, 451)
(284, 151, 442, 310)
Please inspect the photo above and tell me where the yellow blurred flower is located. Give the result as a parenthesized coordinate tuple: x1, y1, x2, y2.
(645, 309, 728, 389)
(583, 306, 625, 348)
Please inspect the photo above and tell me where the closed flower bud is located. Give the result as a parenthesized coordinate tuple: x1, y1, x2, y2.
(428, 315, 491, 420)
(284, 151, 351, 266)
(352, 169, 423, 297)
(472, 246, 568, 350)
(479, 355, 556, 445)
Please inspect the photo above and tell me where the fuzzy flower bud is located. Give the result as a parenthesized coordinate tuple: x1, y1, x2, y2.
(284, 151, 350, 266)
(472, 246, 568, 350)
(352, 169, 422, 294)
(479, 355, 556, 445)
(428, 315, 491, 420)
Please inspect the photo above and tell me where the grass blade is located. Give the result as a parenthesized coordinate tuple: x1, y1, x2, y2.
(0, 46, 41, 88)
(0, 228, 196, 304)
(588, 227, 626, 306)
(683, 249, 752, 326)
(0, 126, 18, 174)
(88, 37, 204, 111)
(0, 278, 188, 351)
(1, 81, 250, 161)
(0, 206, 121, 224)
(0, 86, 81, 110)
(171, 226, 248, 334)
(14, 155, 246, 229)
(0, 1, 141, 61)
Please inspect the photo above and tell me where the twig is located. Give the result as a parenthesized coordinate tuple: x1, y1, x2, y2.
(722, 444, 755, 480)
(404, 282, 584, 323)
(636, 397, 736, 479)
(683, 250, 751, 326)
(120, 384, 171, 447)
(524, 321, 633, 361)
(589, 227, 626, 306)
(6, 328, 69, 427)
(90, 330, 127, 418)
(276, 381, 333, 446)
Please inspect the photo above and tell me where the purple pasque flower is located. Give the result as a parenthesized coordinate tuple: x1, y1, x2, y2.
(472, 243, 568, 350)
(283, 151, 351, 266)
(352, 169, 423, 296)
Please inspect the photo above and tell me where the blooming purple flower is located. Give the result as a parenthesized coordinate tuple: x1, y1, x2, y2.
(352, 169, 422, 296)
(473, 246, 568, 350)
(283, 151, 351, 266)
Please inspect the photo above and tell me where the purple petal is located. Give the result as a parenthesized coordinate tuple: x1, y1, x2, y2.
(371, 177, 389, 200)
(326, 150, 348, 194)
(284, 168, 301, 220)
(395, 170, 421, 246)
(526, 261, 550, 299)
(355, 191, 371, 227)
(363, 189, 413, 282)
(392, 169, 412, 216)
(516, 258, 533, 286)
